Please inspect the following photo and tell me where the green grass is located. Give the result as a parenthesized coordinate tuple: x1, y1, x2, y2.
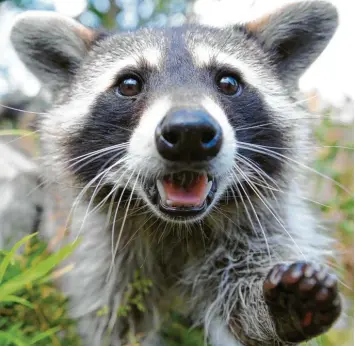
(0, 116, 353, 345)
(0, 235, 81, 346)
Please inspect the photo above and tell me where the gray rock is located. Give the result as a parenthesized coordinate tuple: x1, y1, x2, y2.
(0, 141, 43, 249)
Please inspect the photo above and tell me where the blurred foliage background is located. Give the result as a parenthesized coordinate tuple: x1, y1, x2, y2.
(0, 0, 353, 345)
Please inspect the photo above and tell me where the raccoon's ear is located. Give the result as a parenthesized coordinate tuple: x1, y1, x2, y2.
(245, 1, 338, 87)
(10, 11, 99, 92)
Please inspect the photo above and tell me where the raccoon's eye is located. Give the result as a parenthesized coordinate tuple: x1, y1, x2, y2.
(116, 76, 142, 97)
(216, 75, 243, 96)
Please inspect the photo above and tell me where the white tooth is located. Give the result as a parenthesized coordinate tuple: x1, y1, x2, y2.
(166, 200, 173, 206)
(203, 181, 213, 201)
(156, 180, 166, 202)
(202, 171, 208, 180)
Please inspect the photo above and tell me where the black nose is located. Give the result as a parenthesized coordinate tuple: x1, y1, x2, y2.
(155, 109, 223, 162)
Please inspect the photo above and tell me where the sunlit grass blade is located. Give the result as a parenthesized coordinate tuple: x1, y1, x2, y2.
(0, 331, 27, 346)
(0, 240, 79, 300)
(0, 233, 37, 284)
(1, 295, 34, 309)
(29, 327, 61, 344)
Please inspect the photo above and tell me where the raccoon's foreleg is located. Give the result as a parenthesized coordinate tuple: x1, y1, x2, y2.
(184, 245, 280, 345)
(216, 272, 281, 346)
(206, 262, 341, 346)
(263, 261, 341, 344)
(188, 240, 342, 346)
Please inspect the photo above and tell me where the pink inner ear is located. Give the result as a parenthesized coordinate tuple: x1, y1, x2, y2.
(74, 24, 96, 47)
(245, 12, 273, 34)
(162, 175, 208, 207)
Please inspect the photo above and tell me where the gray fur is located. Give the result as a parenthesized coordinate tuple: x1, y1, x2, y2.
(9, 2, 339, 346)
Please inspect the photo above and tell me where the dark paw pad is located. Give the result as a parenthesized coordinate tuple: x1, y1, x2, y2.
(263, 262, 341, 343)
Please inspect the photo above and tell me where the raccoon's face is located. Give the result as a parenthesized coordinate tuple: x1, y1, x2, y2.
(11, 2, 338, 223)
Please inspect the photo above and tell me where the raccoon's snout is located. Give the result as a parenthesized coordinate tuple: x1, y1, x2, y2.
(155, 109, 223, 162)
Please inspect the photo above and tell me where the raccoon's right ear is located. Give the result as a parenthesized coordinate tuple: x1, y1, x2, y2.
(244, 1, 338, 88)
(10, 11, 99, 92)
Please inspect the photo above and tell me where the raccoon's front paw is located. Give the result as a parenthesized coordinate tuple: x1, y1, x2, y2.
(263, 262, 341, 343)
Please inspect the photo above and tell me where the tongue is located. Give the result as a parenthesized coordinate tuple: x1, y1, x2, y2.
(163, 174, 208, 207)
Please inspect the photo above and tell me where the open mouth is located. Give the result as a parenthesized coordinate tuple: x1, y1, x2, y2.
(155, 171, 217, 217)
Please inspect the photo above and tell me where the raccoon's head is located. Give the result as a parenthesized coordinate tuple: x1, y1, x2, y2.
(11, 2, 338, 224)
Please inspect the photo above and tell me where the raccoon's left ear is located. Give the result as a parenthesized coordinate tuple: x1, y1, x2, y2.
(10, 11, 100, 92)
(244, 1, 338, 87)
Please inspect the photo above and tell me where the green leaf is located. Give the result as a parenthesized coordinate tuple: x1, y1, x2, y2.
(29, 327, 61, 344)
(0, 240, 79, 301)
(97, 305, 109, 316)
(0, 331, 27, 346)
(340, 199, 354, 215)
(0, 233, 37, 284)
(1, 295, 33, 309)
(341, 221, 354, 234)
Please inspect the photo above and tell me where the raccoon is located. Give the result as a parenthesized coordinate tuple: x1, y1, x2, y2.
(10, 1, 342, 345)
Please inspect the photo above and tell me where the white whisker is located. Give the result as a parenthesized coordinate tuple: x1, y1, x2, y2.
(0, 103, 48, 115)
(237, 141, 352, 195)
(109, 170, 141, 278)
(234, 164, 306, 259)
(230, 169, 272, 263)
